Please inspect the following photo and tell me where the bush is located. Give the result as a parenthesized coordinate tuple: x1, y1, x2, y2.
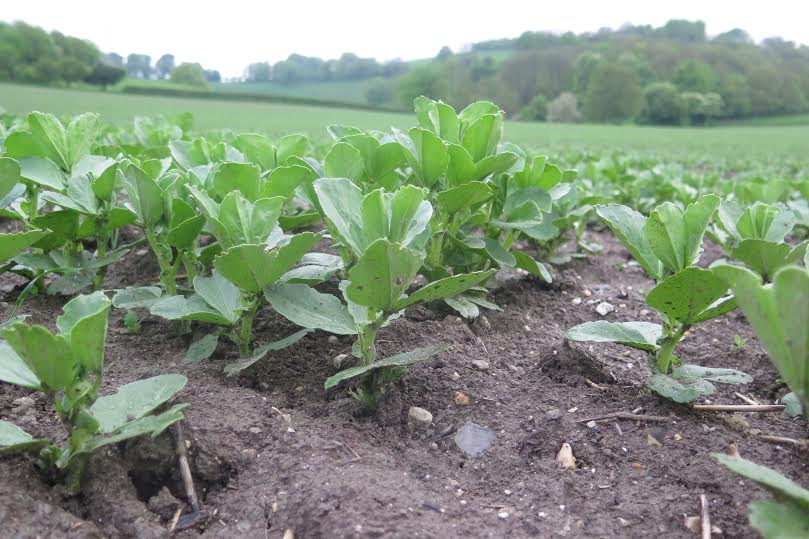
(641, 82, 683, 125)
(546, 92, 581, 123)
(170, 62, 208, 89)
(84, 63, 126, 89)
(583, 62, 643, 123)
(519, 94, 547, 121)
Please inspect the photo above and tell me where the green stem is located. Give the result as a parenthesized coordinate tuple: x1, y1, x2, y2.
(27, 185, 39, 221)
(656, 324, 688, 374)
(182, 251, 197, 288)
(428, 231, 445, 269)
(92, 229, 109, 291)
(145, 229, 178, 296)
(237, 298, 259, 357)
(501, 229, 520, 251)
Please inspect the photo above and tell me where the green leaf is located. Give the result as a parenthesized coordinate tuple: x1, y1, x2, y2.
(212, 162, 262, 202)
(393, 270, 496, 311)
(90, 374, 187, 434)
(462, 114, 502, 162)
(0, 420, 47, 456)
(473, 152, 518, 181)
(748, 499, 809, 539)
(88, 404, 188, 453)
(446, 144, 477, 186)
(0, 157, 22, 201)
(483, 238, 515, 268)
(120, 165, 164, 227)
(264, 165, 315, 199)
(595, 204, 662, 279)
(406, 128, 448, 187)
(18, 157, 64, 189)
(214, 233, 318, 293)
(65, 113, 101, 170)
(713, 453, 809, 510)
(436, 182, 492, 214)
(648, 373, 715, 403)
(28, 112, 70, 171)
(192, 272, 244, 322)
(513, 251, 552, 283)
(732, 239, 797, 281)
(325, 344, 449, 389)
(325, 142, 365, 180)
(2, 325, 75, 391)
(223, 329, 311, 376)
(712, 265, 809, 418)
(0, 341, 41, 389)
(150, 294, 237, 326)
(0, 230, 50, 263)
(234, 133, 276, 170)
(566, 320, 663, 351)
(185, 334, 219, 364)
(112, 286, 163, 309)
(444, 296, 480, 319)
(414, 96, 459, 143)
(646, 267, 733, 325)
(216, 192, 284, 248)
(346, 239, 423, 312)
(167, 214, 205, 250)
(782, 392, 803, 418)
(56, 291, 110, 373)
(314, 177, 366, 256)
(643, 194, 719, 275)
(671, 364, 752, 385)
(264, 284, 357, 335)
(277, 134, 308, 165)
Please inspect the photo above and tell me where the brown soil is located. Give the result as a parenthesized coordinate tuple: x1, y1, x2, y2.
(0, 229, 806, 538)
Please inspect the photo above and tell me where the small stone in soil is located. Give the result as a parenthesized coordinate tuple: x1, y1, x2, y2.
(11, 396, 35, 416)
(248, 427, 262, 434)
(408, 406, 433, 429)
(596, 302, 615, 316)
(571, 297, 582, 306)
(586, 420, 597, 429)
(453, 391, 470, 405)
(545, 408, 562, 420)
(471, 359, 490, 370)
(454, 422, 496, 457)
(450, 371, 461, 381)
(498, 511, 509, 519)
(332, 353, 348, 369)
(328, 335, 338, 344)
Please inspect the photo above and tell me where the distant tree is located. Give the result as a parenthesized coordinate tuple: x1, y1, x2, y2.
(640, 82, 683, 124)
(245, 62, 272, 82)
(396, 65, 449, 108)
(519, 93, 547, 121)
(365, 79, 394, 106)
(681, 91, 723, 125)
(104, 52, 124, 68)
(436, 46, 454, 62)
(126, 54, 152, 79)
(546, 92, 581, 122)
(204, 69, 221, 83)
(84, 63, 126, 89)
(716, 72, 752, 117)
(382, 58, 408, 77)
(583, 62, 643, 123)
(673, 60, 715, 92)
(156, 54, 175, 80)
(658, 20, 706, 42)
(573, 52, 602, 98)
(51, 32, 99, 85)
(715, 28, 753, 45)
(170, 62, 208, 88)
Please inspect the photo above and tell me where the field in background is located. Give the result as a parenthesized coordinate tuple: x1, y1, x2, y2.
(3, 83, 809, 159)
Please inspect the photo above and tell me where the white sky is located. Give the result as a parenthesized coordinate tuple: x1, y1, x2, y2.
(3, 0, 807, 78)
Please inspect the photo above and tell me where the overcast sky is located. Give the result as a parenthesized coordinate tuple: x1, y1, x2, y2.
(3, 0, 806, 78)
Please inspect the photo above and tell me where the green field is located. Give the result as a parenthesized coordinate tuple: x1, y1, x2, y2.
(211, 79, 383, 106)
(3, 83, 809, 159)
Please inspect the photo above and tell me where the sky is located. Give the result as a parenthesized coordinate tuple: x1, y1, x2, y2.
(3, 0, 807, 79)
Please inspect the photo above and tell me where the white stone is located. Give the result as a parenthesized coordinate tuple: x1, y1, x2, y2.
(596, 302, 615, 316)
(408, 406, 433, 429)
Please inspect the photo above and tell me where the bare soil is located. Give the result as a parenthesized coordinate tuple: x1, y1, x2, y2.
(0, 230, 806, 538)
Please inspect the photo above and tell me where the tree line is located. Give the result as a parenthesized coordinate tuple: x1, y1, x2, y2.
(244, 53, 408, 84)
(0, 21, 219, 90)
(391, 20, 809, 124)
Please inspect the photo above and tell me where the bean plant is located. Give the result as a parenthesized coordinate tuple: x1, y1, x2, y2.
(566, 195, 751, 402)
(0, 292, 187, 493)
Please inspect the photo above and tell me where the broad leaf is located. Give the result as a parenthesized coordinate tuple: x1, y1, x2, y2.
(0, 230, 49, 262)
(112, 286, 163, 309)
(264, 284, 357, 335)
(648, 373, 715, 403)
(90, 374, 187, 434)
(596, 204, 662, 279)
(393, 270, 495, 311)
(0, 341, 41, 389)
(566, 321, 663, 351)
(2, 325, 75, 391)
(56, 291, 110, 373)
(346, 239, 423, 312)
(646, 267, 733, 324)
(185, 334, 219, 364)
(223, 329, 311, 376)
(325, 344, 449, 389)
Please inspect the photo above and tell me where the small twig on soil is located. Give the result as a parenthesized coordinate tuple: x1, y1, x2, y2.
(759, 435, 808, 447)
(336, 439, 362, 466)
(172, 422, 210, 531)
(584, 378, 606, 390)
(480, 503, 509, 509)
(613, 422, 623, 436)
(699, 494, 711, 539)
(575, 412, 669, 424)
(692, 404, 784, 413)
(169, 508, 182, 532)
(631, 407, 643, 414)
(734, 392, 759, 405)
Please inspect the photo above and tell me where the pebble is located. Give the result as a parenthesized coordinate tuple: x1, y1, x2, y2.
(639, 309, 650, 316)
(586, 420, 597, 429)
(11, 396, 35, 416)
(449, 371, 461, 381)
(596, 302, 615, 316)
(408, 406, 433, 429)
(328, 336, 338, 344)
(453, 391, 470, 405)
(332, 353, 348, 369)
(582, 288, 592, 297)
(454, 422, 496, 457)
(471, 359, 490, 370)
(545, 408, 563, 420)
(498, 511, 509, 519)
(248, 427, 262, 434)
(571, 297, 582, 306)
(720, 414, 750, 432)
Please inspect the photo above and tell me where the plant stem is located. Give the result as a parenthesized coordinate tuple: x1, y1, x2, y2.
(145, 229, 177, 296)
(656, 324, 688, 373)
(237, 298, 259, 357)
(27, 185, 39, 221)
(92, 228, 109, 291)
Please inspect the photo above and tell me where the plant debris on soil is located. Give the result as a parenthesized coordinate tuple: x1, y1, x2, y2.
(0, 229, 806, 538)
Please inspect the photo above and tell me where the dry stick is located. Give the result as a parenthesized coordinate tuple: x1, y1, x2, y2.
(584, 378, 606, 390)
(175, 422, 202, 513)
(692, 404, 784, 412)
(759, 435, 807, 446)
(699, 494, 711, 539)
(575, 412, 669, 424)
(734, 392, 759, 405)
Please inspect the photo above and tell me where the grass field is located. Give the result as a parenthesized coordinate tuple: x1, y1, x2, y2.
(211, 79, 382, 106)
(3, 83, 809, 159)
